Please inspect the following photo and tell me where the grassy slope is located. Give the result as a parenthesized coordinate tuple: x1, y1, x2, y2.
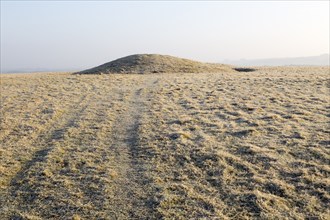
(0, 67, 329, 219)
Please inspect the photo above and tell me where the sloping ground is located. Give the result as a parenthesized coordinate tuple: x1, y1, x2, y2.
(0, 66, 329, 219)
(76, 54, 234, 74)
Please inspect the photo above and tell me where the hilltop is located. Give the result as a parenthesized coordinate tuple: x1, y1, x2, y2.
(76, 54, 234, 74)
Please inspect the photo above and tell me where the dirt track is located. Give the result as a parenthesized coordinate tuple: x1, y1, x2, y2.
(0, 74, 162, 219)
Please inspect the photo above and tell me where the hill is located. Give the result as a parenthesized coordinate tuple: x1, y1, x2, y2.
(76, 54, 233, 74)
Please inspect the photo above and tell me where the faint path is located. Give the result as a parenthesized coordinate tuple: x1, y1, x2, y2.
(0, 87, 94, 218)
(9, 94, 90, 189)
(106, 75, 160, 219)
(0, 75, 162, 219)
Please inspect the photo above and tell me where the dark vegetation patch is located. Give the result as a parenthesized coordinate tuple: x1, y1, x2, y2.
(234, 67, 257, 72)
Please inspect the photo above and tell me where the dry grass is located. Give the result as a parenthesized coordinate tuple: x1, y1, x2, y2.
(0, 66, 329, 219)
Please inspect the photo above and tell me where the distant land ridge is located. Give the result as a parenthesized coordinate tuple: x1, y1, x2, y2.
(75, 54, 233, 74)
(223, 54, 329, 66)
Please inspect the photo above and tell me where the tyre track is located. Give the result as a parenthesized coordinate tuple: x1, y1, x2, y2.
(0, 82, 94, 193)
(2, 75, 162, 219)
(1, 91, 92, 218)
(105, 76, 161, 219)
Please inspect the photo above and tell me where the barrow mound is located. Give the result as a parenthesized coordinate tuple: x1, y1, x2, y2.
(76, 54, 234, 74)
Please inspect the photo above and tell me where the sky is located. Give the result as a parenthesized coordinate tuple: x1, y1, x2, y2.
(1, 1, 329, 72)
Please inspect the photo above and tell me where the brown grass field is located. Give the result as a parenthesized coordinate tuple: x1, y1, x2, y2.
(0, 67, 329, 219)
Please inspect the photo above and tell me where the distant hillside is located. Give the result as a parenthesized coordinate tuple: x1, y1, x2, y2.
(0, 68, 79, 74)
(76, 54, 234, 74)
(223, 54, 329, 66)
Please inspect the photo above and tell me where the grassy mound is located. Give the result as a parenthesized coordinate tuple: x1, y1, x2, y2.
(76, 54, 233, 74)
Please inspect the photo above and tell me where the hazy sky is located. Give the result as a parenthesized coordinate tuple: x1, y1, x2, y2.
(1, 1, 329, 71)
